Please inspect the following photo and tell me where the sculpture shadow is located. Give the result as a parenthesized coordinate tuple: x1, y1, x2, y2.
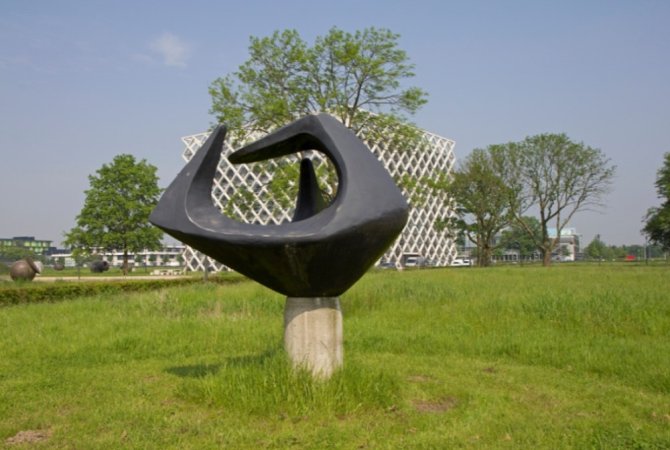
(165, 363, 221, 378)
(165, 347, 280, 378)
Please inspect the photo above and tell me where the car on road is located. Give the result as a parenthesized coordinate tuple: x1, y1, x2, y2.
(449, 257, 472, 267)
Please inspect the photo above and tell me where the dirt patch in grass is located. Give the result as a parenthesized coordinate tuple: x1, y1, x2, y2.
(407, 374, 434, 383)
(5, 429, 52, 445)
(413, 397, 458, 413)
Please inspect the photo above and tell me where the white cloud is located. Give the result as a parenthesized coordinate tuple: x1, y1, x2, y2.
(148, 32, 190, 68)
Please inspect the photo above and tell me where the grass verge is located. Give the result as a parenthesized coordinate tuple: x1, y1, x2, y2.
(1, 265, 669, 448)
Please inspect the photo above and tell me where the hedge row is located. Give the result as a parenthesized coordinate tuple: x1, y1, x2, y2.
(0, 276, 246, 307)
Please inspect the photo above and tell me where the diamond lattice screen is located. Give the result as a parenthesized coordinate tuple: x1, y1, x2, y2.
(179, 123, 457, 272)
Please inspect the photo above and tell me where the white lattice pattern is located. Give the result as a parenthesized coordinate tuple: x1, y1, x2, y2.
(179, 122, 457, 272)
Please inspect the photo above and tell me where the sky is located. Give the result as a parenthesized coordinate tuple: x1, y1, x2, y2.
(1, 0, 669, 247)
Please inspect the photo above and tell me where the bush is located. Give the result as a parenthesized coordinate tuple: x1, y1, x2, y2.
(0, 276, 245, 307)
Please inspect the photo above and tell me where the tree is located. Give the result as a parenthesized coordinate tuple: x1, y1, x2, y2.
(0, 245, 37, 263)
(584, 235, 610, 261)
(504, 134, 616, 266)
(208, 27, 428, 222)
(64, 154, 163, 275)
(643, 152, 670, 251)
(499, 216, 541, 262)
(446, 146, 514, 267)
(209, 27, 427, 143)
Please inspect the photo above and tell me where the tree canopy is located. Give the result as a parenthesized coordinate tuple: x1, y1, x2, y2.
(583, 235, 610, 261)
(64, 154, 163, 274)
(446, 146, 513, 267)
(0, 245, 39, 263)
(208, 27, 428, 223)
(209, 27, 427, 143)
(643, 152, 670, 251)
(499, 216, 541, 261)
(503, 134, 616, 266)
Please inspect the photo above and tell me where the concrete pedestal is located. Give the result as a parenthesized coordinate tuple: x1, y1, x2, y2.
(284, 297, 343, 378)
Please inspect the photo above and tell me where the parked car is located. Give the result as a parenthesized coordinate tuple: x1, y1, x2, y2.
(449, 257, 472, 267)
(404, 256, 427, 268)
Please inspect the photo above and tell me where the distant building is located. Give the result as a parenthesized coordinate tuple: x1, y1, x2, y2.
(50, 245, 186, 269)
(109, 245, 185, 268)
(549, 227, 581, 262)
(0, 236, 53, 255)
(461, 227, 581, 263)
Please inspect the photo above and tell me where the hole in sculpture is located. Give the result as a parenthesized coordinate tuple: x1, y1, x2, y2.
(217, 150, 339, 225)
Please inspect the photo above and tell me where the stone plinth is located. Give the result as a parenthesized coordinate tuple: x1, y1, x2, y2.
(284, 297, 343, 378)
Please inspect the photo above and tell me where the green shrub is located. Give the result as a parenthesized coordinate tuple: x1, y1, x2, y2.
(0, 276, 246, 306)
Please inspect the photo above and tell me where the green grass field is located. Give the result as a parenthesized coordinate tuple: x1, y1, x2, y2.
(1, 265, 669, 448)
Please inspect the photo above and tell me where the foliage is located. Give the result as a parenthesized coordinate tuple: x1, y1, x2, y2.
(584, 235, 611, 260)
(499, 216, 541, 259)
(643, 152, 670, 250)
(64, 154, 163, 274)
(446, 146, 513, 266)
(622, 243, 666, 259)
(584, 236, 666, 261)
(209, 27, 427, 143)
(0, 276, 244, 306)
(0, 245, 38, 263)
(584, 237, 604, 260)
(1, 267, 669, 447)
(222, 158, 338, 222)
(502, 134, 616, 266)
(208, 27, 428, 222)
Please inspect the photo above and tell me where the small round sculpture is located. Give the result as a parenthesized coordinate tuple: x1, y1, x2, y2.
(10, 258, 41, 282)
(53, 262, 65, 271)
(90, 260, 110, 273)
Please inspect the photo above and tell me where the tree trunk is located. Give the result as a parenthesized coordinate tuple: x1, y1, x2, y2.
(542, 247, 552, 266)
(478, 244, 492, 267)
(122, 250, 129, 276)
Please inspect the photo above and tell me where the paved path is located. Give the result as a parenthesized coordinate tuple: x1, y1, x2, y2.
(33, 275, 190, 282)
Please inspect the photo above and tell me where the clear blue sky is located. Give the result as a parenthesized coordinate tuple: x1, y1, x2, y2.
(1, 0, 668, 247)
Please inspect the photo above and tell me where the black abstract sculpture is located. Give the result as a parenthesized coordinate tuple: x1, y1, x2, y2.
(150, 113, 409, 297)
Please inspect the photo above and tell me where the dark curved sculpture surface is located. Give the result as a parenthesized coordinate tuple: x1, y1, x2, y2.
(150, 113, 409, 297)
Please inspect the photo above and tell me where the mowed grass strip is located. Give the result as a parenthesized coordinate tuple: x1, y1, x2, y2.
(1, 265, 669, 448)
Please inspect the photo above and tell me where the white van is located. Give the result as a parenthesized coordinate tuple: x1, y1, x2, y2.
(450, 257, 472, 267)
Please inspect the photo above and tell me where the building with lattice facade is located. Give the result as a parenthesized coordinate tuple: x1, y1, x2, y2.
(0, 236, 53, 256)
(178, 120, 458, 271)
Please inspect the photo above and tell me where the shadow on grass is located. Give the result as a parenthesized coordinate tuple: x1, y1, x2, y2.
(165, 364, 221, 378)
(165, 347, 281, 378)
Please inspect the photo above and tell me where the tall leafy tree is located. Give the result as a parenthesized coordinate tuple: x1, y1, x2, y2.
(64, 154, 163, 275)
(643, 152, 670, 251)
(208, 27, 428, 221)
(447, 146, 513, 267)
(209, 27, 427, 143)
(503, 134, 616, 266)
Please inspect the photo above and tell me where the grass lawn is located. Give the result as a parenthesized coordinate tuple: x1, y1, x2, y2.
(1, 265, 669, 448)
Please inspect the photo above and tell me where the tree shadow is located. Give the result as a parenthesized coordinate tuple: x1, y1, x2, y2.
(165, 347, 281, 378)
